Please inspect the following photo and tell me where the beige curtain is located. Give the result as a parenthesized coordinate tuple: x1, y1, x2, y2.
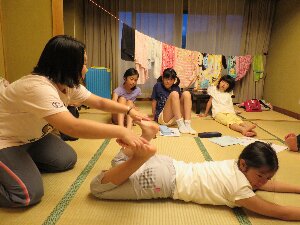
(84, 0, 183, 97)
(187, 0, 246, 56)
(84, 0, 120, 89)
(119, 0, 183, 98)
(186, 0, 276, 102)
(235, 0, 276, 102)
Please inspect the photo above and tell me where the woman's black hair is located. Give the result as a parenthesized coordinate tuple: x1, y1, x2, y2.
(157, 68, 180, 86)
(32, 35, 86, 88)
(217, 75, 235, 92)
(238, 141, 279, 172)
(123, 68, 139, 90)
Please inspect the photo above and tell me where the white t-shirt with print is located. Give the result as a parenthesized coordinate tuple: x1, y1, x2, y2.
(207, 85, 235, 117)
(0, 75, 91, 149)
(172, 159, 255, 208)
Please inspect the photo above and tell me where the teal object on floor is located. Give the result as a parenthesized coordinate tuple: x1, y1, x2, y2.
(85, 67, 111, 99)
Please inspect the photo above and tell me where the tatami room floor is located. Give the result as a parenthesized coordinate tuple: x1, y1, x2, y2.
(1, 101, 300, 225)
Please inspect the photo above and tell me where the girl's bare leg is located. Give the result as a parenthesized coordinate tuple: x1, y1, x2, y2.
(180, 91, 192, 120)
(162, 91, 182, 122)
(180, 91, 196, 134)
(101, 121, 158, 185)
(162, 91, 189, 133)
(116, 97, 127, 127)
(126, 100, 135, 130)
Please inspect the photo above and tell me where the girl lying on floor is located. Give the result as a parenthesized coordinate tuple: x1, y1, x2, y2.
(90, 121, 300, 221)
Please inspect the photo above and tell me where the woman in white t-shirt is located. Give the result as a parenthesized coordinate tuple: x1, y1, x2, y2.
(90, 121, 300, 221)
(198, 75, 257, 137)
(0, 35, 149, 208)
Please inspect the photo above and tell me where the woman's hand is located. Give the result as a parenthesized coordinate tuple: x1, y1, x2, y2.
(128, 108, 150, 122)
(116, 131, 148, 149)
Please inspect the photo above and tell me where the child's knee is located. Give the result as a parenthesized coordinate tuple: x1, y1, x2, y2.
(90, 171, 118, 199)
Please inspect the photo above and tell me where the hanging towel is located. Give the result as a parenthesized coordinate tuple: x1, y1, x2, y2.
(161, 43, 175, 74)
(235, 55, 252, 81)
(202, 54, 223, 85)
(173, 48, 199, 88)
(252, 55, 264, 81)
(121, 24, 135, 61)
(148, 38, 162, 79)
(227, 56, 237, 79)
(135, 30, 150, 84)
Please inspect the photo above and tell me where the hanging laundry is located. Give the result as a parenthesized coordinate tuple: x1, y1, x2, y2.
(121, 24, 135, 61)
(173, 48, 199, 88)
(235, 55, 252, 81)
(252, 55, 264, 81)
(227, 56, 237, 79)
(135, 30, 150, 84)
(161, 43, 175, 75)
(201, 54, 223, 85)
(147, 37, 162, 79)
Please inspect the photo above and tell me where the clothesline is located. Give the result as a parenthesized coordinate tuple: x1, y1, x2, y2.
(88, 0, 265, 86)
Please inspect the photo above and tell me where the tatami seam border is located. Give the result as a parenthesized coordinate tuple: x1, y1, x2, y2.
(42, 139, 110, 225)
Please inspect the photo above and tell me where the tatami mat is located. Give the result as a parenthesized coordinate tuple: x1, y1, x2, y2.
(0, 101, 299, 225)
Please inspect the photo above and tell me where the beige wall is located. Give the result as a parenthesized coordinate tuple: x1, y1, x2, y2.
(264, 0, 300, 114)
(0, 0, 52, 82)
(0, 0, 6, 77)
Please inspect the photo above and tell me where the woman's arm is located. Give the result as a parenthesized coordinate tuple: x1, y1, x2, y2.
(197, 96, 212, 117)
(45, 111, 146, 148)
(83, 94, 149, 121)
(259, 180, 300, 193)
(236, 195, 300, 221)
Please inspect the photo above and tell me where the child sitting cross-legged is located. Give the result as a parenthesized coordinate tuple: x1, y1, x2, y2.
(90, 121, 300, 221)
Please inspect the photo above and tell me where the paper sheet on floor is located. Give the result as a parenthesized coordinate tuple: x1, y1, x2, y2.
(209, 136, 240, 147)
(237, 137, 287, 153)
(159, 128, 180, 137)
(208, 136, 287, 153)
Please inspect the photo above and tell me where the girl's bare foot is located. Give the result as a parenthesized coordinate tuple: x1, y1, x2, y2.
(135, 120, 159, 141)
(285, 135, 298, 151)
(132, 143, 157, 161)
(241, 123, 256, 131)
(243, 131, 256, 137)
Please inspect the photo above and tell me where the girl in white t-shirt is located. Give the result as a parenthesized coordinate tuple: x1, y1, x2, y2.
(0, 35, 149, 208)
(91, 121, 300, 221)
(198, 75, 256, 136)
(112, 68, 142, 129)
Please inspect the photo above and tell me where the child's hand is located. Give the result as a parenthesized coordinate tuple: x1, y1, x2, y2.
(197, 113, 208, 117)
